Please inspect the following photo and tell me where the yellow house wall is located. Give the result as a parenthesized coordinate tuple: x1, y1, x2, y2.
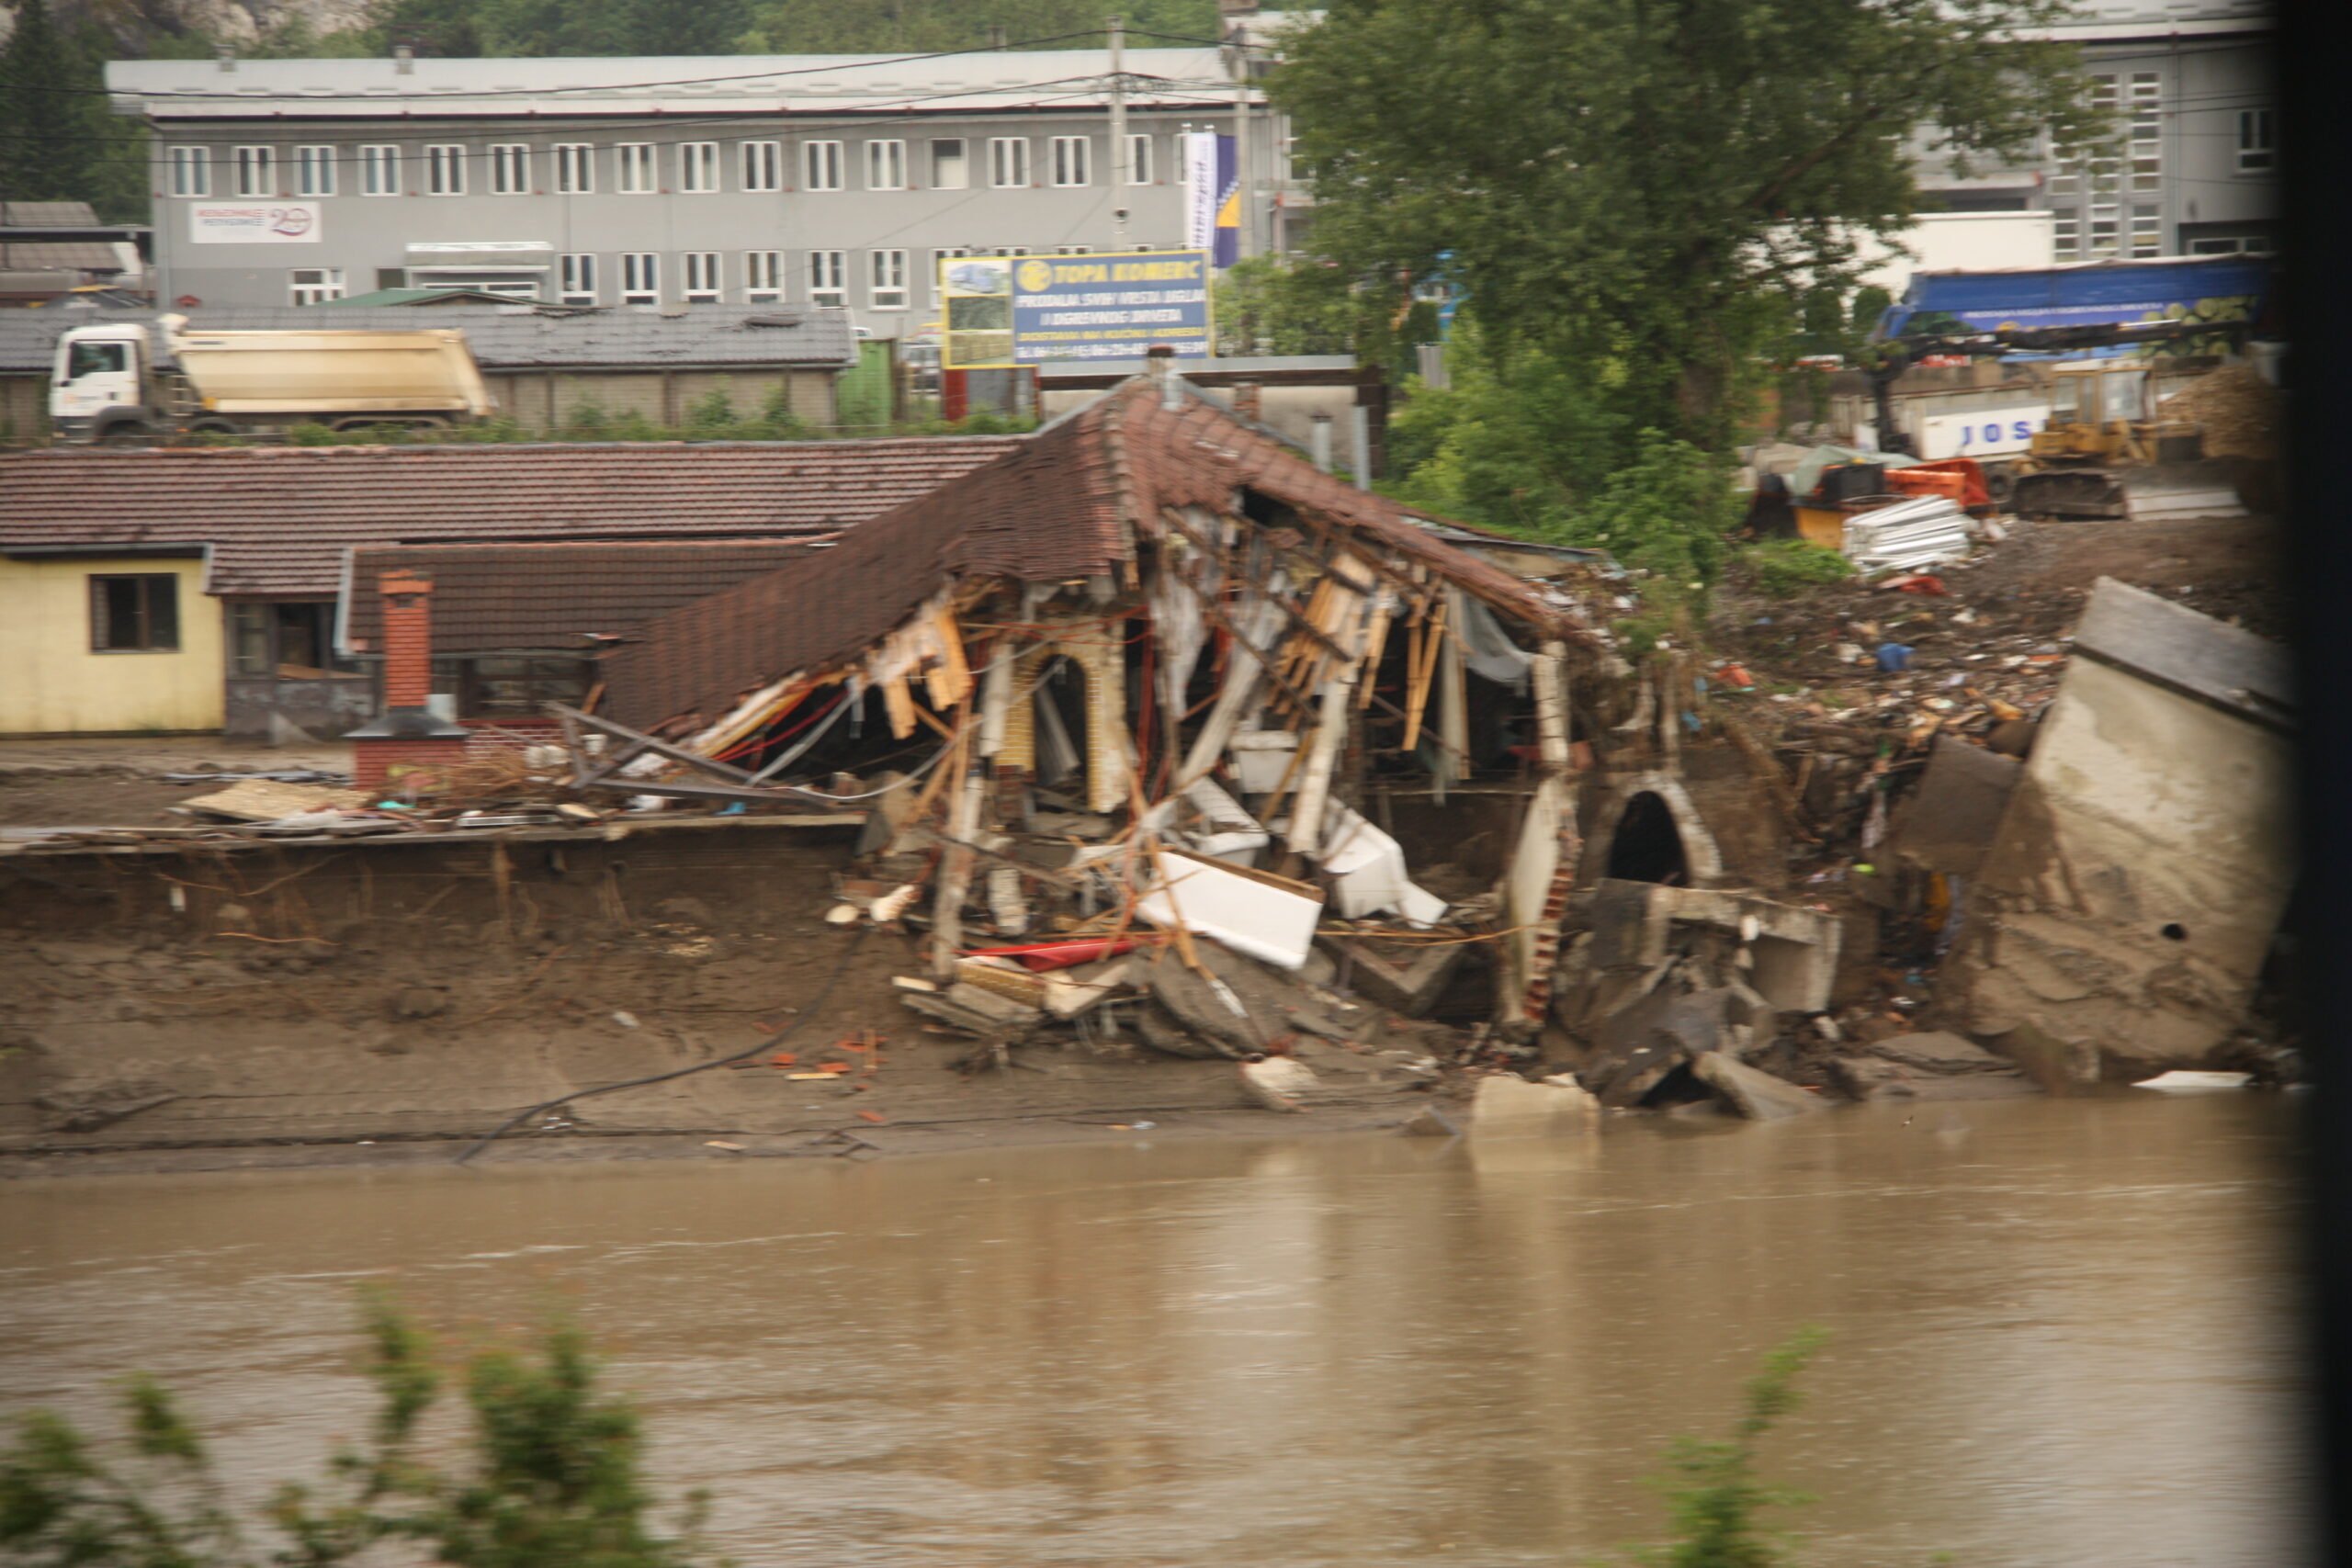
(0, 557, 224, 735)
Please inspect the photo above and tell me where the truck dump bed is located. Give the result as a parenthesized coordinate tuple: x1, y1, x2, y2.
(168, 327, 494, 417)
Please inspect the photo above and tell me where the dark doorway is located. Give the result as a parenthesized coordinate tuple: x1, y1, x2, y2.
(1607, 791, 1689, 886)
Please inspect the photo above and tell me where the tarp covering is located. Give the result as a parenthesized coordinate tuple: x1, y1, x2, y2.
(1877, 256, 2271, 340)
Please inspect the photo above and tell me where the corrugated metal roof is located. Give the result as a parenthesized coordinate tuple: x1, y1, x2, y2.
(0, 437, 1017, 598)
(602, 375, 1581, 729)
(107, 48, 1233, 118)
(0, 202, 99, 228)
(0, 304, 856, 374)
(343, 538, 824, 655)
(0, 242, 125, 271)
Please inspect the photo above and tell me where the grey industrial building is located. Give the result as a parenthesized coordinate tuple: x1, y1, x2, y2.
(104, 39, 1295, 336)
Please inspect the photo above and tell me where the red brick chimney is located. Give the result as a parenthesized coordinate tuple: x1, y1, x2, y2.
(347, 568, 469, 792)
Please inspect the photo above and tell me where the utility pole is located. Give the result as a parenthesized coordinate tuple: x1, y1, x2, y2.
(1230, 30, 1256, 259)
(1108, 16, 1127, 248)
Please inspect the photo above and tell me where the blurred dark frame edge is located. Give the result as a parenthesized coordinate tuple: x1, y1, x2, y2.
(2278, 1, 2345, 1561)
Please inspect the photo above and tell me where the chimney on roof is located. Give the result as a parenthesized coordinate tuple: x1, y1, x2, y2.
(1145, 344, 1182, 409)
(393, 43, 415, 74)
(1309, 412, 1334, 473)
(1231, 380, 1261, 423)
(215, 44, 236, 72)
(345, 568, 469, 791)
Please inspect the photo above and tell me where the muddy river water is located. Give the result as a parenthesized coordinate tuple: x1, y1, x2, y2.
(2, 1095, 2308, 1567)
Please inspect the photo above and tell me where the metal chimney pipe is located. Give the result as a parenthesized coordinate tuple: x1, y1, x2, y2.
(1310, 412, 1333, 472)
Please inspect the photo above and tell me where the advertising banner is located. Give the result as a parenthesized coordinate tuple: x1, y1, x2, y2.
(1182, 132, 1239, 268)
(938, 251, 1213, 370)
(188, 202, 322, 244)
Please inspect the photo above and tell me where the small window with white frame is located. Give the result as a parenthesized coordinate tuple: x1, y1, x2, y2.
(1049, 135, 1090, 186)
(559, 254, 597, 305)
(360, 144, 401, 196)
(682, 252, 722, 301)
(488, 143, 529, 195)
(680, 141, 719, 193)
(424, 144, 466, 196)
(294, 145, 334, 197)
(808, 250, 847, 308)
(1125, 132, 1153, 185)
(167, 145, 210, 197)
(620, 252, 660, 304)
(744, 250, 784, 301)
(288, 266, 345, 306)
(989, 137, 1030, 188)
(232, 145, 275, 197)
(553, 143, 594, 193)
(803, 140, 844, 191)
(869, 249, 909, 310)
(865, 139, 907, 190)
(2130, 205, 2162, 258)
(616, 143, 656, 194)
(930, 138, 967, 189)
(2238, 108, 2276, 173)
(741, 141, 782, 192)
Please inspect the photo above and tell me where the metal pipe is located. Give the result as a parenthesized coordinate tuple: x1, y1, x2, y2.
(1108, 16, 1127, 247)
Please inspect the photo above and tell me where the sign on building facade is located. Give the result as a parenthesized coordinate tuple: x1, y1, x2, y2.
(187, 203, 322, 244)
(939, 251, 1214, 369)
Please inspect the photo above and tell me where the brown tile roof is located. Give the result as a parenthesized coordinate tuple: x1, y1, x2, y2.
(0, 438, 1020, 599)
(343, 539, 825, 657)
(602, 376, 1580, 728)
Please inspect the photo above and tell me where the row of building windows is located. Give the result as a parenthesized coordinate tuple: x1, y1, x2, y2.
(165, 134, 1164, 198)
(291, 244, 1139, 308)
(2044, 71, 2274, 261)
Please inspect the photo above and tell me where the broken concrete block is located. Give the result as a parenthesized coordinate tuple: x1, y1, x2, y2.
(1887, 736, 2022, 878)
(1240, 1055, 1321, 1112)
(1866, 1031, 2016, 1076)
(1689, 1053, 1827, 1121)
(1467, 1073, 1600, 1139)
(1399, 1104, 1464, 1138)
(1041, 958, 1133, 1020)
(899, 981, 1042, 1037)
(1827, 1055, 2040, 1102)
(1318, 932, 1466, 1019)
(1133, 1004, 1232, 1059)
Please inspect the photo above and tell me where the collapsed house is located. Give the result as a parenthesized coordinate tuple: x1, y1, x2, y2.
(553, 354, 1826, 1069)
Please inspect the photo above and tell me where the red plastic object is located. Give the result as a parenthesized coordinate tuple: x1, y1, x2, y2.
(964, 937, 1144, 973)
(1879, 573, 1949, 596)
(1716, 663, 1755, 689)
(1899, 458, 1993, 510)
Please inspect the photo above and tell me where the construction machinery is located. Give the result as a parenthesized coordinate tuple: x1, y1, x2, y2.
(2008, 362, 2209, 521)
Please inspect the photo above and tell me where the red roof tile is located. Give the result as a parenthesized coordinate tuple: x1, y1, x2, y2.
(602, 378, 1577, 728)
(344, 539, 825, 656)
(0, 439, 1018, 599)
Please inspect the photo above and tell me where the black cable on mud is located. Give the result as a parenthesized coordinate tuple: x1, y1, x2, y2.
(454, 926, 876, 1167)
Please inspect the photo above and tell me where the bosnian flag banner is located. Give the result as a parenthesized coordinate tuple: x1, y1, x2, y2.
(1183, 131, 1241, 268)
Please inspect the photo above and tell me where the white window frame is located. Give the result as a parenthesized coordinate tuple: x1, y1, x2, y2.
(740, 141, 782, 193)
(680, 141, 719, 193)
(865, 139, 907, 190)
(424, 144, 467, 197)
(682, 251, 723, 302)
(2052, 217, 2080, 259)
(868, 248, 909, 310)
(808, 250, 847, 308)
(559, 254, 597, 305)
(553, 143, 594, 194)
(803, 140, 844, 191)
(2237, 108, 2276, 173)
(488, 143, 530, 195)
(616, 143, 656, 194)
(1125, 132, 1153, 185)
(232, 145, 276, 197)
(1050, 135, 1090, 187)
(288, 266, 345, 306)
(989, 137, 1030, 188)
(360, 144, 401, 197)
(167, 145, 210, 197)
(930, 138, 967, 189)
(620, 252, 660, 304)
(2130, 206, 2162, 259)
(744, 250, 784, 302)
(294, 145, 335, 197)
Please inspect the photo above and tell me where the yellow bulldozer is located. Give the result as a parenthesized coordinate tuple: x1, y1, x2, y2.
(2010, 363, 2209, 521)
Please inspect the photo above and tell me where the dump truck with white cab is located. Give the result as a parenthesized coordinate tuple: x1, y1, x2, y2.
(48, 314, 495, 444)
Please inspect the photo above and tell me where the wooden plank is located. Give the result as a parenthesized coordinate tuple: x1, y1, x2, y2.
(545, 704, 756, 783)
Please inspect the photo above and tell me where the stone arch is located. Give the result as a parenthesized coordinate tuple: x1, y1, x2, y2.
(1583, 772, 1724, 888)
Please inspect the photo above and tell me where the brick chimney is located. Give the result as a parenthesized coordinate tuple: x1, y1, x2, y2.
(1230, 380, 1262, 423)
(347, 568, 469, 792)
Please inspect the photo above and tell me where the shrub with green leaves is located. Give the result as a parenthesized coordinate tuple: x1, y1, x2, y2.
(1737, 540, 1855, 599)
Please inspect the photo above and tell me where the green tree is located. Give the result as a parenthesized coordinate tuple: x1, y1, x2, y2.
(0, 0, 141, 217)
(0, 1292, 718, 1568)
(1273, 0, 2104, 453)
